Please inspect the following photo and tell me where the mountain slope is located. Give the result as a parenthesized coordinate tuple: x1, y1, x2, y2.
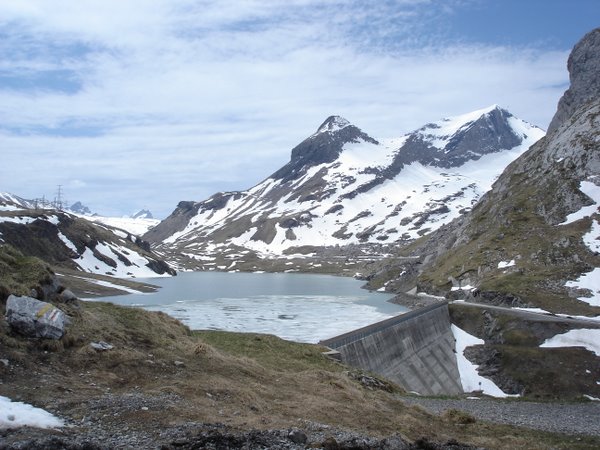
(146, 106, 543, 269)
(416, 99, 600, 315)
(0, 195, 174, 279)
(379, 28, 600, 316)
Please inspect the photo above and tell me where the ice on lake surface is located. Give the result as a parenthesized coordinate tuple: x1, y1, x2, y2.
(93, 272, 408, 343)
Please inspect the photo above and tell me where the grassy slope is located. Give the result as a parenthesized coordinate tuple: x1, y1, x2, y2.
(0, 245, 55, 299)
(418, 169, 599, 315)
(1, 300, 598, 449)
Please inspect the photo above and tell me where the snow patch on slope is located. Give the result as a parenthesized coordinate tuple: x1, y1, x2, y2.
(75, 241, 170, 278)
(540, 329, 600, 356)
(0, 396, 63, 429)
(563, 179, 600, 305)
(451, 324, 519, 398)
(566, 268, 600, 306)
(561, 180, 600, 225)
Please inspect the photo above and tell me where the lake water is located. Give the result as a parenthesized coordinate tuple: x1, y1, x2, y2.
(93, 271, 408, 343)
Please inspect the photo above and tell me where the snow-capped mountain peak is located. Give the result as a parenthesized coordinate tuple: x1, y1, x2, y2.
(316, 115, 351, 134)
(272, 116, 379, 183)
(417, 104, 503, 145)
(145, 106, 545, 268)
(132, 209, 154, 219)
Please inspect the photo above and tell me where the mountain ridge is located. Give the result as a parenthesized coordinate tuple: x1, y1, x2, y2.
(0, 194, 174, 280)
(145, 105, 544, 270)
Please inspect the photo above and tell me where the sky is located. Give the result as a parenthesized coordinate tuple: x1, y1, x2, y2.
(0, 0, 598, 218)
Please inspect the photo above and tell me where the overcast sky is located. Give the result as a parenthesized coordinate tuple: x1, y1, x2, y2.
(1, 0, 598, 218)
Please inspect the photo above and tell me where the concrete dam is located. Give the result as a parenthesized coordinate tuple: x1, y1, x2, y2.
(320, 302, 463, 396)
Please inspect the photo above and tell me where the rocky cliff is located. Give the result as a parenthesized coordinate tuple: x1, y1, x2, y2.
(547, 27, 600, 134)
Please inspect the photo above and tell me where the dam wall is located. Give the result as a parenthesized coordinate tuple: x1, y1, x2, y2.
(320, 302, 462, 396)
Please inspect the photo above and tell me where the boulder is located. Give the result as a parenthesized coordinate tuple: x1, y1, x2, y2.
(59, 289, 78, 304)
(90, 341, 114, 351)
(5, 295, 67, 339)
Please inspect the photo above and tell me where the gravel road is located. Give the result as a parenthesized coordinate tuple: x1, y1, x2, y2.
(402, 396, 600, 436)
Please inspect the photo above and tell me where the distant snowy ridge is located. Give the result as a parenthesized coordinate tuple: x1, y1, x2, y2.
(85, 214, 160, 237)
(146, 105, 544, 264)
(0, 202, 174, 278)
(132, 209, 154, 219)
(0, 192, 37, 210)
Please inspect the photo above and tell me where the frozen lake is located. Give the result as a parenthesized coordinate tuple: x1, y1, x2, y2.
(93, 271, 408, 343)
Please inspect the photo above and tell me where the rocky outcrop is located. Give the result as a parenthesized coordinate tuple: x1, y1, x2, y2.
(69, 201, 93, 215)
(272, 116, 379, 182)
(547, 28, 600, 134)
(5, 295, 68, 339)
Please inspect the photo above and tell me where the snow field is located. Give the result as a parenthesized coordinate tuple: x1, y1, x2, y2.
(84, 215, 160, 237)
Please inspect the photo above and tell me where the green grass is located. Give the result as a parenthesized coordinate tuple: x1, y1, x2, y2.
(195, 330, 338, 372)
(0, 244, 54, 300)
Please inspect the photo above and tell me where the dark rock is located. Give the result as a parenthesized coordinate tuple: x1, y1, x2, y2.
(146, 259, 177, 276)
(59, 289, 78, 304)
(321, 436, 340, 450)
(5, 295, 67, 340)
(288, 428, 308, 444)
(464, 346, 524, 396)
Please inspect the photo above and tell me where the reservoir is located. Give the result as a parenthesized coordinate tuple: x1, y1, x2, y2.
(93, 271, 408, 343)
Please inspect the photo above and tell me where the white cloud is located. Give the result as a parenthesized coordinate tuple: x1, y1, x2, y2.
(0, 0, 572, 217)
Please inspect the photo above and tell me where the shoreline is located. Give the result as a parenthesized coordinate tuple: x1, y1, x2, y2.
(56, 268, 161, 299)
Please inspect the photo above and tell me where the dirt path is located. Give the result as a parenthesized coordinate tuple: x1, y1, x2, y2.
(402, 396, 600, 437)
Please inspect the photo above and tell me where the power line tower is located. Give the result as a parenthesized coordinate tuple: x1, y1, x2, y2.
(54, 185, 64, 211)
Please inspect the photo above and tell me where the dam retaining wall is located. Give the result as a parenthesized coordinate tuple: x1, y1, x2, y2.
(320, 302, 462, 396)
